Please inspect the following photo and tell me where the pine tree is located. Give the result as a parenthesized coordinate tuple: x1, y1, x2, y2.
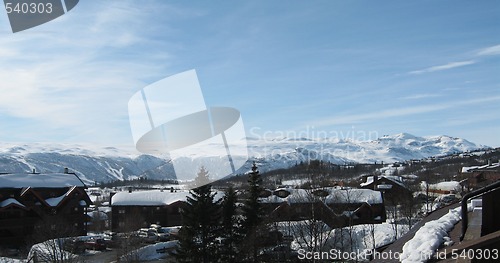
(194, 166, 211, 187)
(219, 186, 242, 263)
(175, 168, 221, 263)
(240, 162, 265, 262)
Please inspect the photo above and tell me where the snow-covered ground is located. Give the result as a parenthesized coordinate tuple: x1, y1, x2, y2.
(400, 204, 471, 263)
(120, 241, 179, 262)
(274, 219, 409, 261)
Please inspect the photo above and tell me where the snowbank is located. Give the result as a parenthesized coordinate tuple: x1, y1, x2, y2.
(27, 238, 78, 262)
(400, 206, 466, 263)
(121, 241, 178, 261)
(111, 190, 224, 206)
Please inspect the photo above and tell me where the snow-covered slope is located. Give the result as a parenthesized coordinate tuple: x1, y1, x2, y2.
(0, 143, 175, 184)
(0, 133, 484, 183)
(244, 133, 483, 173)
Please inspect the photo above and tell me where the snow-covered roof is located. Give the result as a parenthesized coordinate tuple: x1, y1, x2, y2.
(424, 181, 461, 191)
(259, 187, 383, 204)
(0, 198, 25, 208)
(111, 190, 225, 206)
(45, 195, 66, 207)
(461, 162, 500, 173)
(0, 173, 85, 188)
(43, 186, 90, 207)
(87, 210, 109, 220)
(360, 176, 374, 187)
(360, 175, 406, 189)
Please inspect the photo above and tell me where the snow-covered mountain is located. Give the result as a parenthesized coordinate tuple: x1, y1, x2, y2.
(243, 132, 484, 173)
(0, 133, 485, 183)
(0, 143, 175, 184)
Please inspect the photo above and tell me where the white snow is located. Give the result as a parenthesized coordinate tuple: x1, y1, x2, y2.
(360, 176, 374, 187)
(86, 210, 109, 220)
(421, 181, 461, 192)
(112, 190, 190, 206)
(461, 162, 500, 172)
(0, 133, 484, 184)
(281, 178, 309, 186)
(0, 257, 25, 263)
(259, 187, 383, 204)
(121, 241, 178, 261)
(45, 195, 66, 207)
(275, 220, 409, 260)
(400, 205, 470, 263)
(430, 181, 460, 191)
(111, 189, 225, 206)
(0, 198, 25, 208)
(27, 238, 77, 262)
(0, 173, 85, 188)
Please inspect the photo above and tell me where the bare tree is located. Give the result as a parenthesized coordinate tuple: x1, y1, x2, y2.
(26, 219, 84, 263)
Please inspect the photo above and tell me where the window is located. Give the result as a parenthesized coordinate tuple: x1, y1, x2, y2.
(119, 209, 125, 214)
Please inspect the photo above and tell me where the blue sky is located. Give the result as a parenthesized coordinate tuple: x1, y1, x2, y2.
(0, 0, 499, 148)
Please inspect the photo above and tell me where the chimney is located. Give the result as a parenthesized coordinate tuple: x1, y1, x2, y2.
(128, 187, 133, 193)
(109, 192, 116, 204)
(373, 175, 378, 191)
(32, 169, 36, 174)
(488, 159, 492, 166)
(64, 167, 69, 174)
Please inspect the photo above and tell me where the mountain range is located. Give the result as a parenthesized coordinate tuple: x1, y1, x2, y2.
(0, 133, 485, 184)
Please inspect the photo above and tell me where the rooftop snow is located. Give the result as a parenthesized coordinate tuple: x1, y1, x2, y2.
(429, 181, 461, 191)
(0, 198, 25, 208)
(461, 162, 500, 173)
(45, 195, 66, 207)
(0, 173, 85, 188)
(400, 205, 472, 263)
(360, 175, 405, 188)
(259, 187, 383, 204)
(111, 190, 224, 206)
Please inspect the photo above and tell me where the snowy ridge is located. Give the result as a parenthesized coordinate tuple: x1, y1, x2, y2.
(244, 133, 484, 173)
(0, 133, 485, 183)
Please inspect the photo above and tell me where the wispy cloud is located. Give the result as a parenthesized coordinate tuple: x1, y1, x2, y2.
(0, 1, 177, 143)
(401, 93, 442, 100)
(311, 96, 500, 127)
(476, 44, 500, 56)
(409, 60, 476, 75)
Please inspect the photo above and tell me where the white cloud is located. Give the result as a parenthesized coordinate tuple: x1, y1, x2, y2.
(401, 93, 442, 100)
(312, 96, 500, 127)
(476, 44, 500, 56)
(0, 1, 176, 143)
(409, 60, 476, 75)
